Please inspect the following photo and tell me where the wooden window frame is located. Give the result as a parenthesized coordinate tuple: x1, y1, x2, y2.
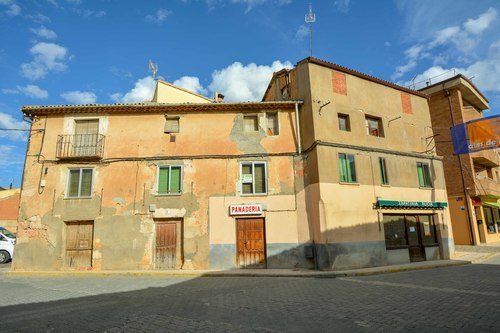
(164, 116, 180, 134)
(243, 114, 259, 132)
(417, 162, 433, 188)
(66, 168, 94, 199)
(365, 115, 384, 137)
(266, 112, 279, 136)
(338, 113, 350, 131)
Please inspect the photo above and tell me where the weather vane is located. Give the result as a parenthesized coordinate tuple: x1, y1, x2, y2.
(148, 60, 158, 80)
(305, 3, 316, 57)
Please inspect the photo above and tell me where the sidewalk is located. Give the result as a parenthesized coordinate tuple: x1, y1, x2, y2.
(3, 245, 498, 279)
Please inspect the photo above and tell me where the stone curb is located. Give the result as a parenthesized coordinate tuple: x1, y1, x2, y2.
(2, 260, 471, 278)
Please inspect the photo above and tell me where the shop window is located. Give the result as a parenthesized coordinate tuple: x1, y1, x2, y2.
(420, 215, 438, 245)
(365, 116, 383, 137)
(383, 215, 407, 248)
(241, 162, 267, 195)
(266, 113, 279, 135)
(417, 162, 432, 188)
(338, 114, 350, 131)
(164, 117, 180, 133)
(379, 157, 389, 185)
(339, 153, 357, 183)
(244, 115, 259, 132)
(66, 168, 94, 198)
(158, 165, 182, 195)
(484, 206, 496, 233)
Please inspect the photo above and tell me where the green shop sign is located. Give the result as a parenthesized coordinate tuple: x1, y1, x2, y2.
(377, 199, 448, 209)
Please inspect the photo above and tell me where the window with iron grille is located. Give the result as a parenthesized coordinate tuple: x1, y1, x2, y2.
(66, 168, 94, 198)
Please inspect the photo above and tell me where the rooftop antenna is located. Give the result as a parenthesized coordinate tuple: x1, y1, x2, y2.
(148, 60, 158, 80)
(305, 3, 316, 57)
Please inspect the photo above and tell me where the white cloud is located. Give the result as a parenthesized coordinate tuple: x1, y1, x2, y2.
(295, 25, 308, 41)
(464, 7, 497, 35)
(30, 25, 57, 40)
(173, 76, 208, 96)
(111, 76, 155, 103)
(392, 7, 498, 81)
(0, 0, 21, 16)
(145, 8, 171, 24)
(61, 91, 97, 104)
(17, 85, 48, 98)
(333, 0, 351, 13)
(0, 112, 30, 141)
(208, 60, 293, 101)
(20, 42, 68, 80)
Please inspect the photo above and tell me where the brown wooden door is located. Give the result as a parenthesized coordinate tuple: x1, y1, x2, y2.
(65, 221, 93, 268)
(406, 216, 426, 262)
(237, 218, 266, 268)
(155, 222, 176, 269)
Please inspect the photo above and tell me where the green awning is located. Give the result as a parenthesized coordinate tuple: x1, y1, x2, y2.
(377, 199, 448, 209)
(483, 202, 500, 209)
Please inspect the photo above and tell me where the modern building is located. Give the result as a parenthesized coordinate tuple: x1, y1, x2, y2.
(420, 74, 500, 245)
(263, 58, 454, 269)
(14, 82, 308, 271)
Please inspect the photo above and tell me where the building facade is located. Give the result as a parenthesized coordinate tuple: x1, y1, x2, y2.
(264, 58, 454, 269)
(0, 188, 20, 233)
(420, 75, 500, 245)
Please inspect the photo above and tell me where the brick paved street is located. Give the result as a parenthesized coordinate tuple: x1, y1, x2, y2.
(1, 264, 500, 332)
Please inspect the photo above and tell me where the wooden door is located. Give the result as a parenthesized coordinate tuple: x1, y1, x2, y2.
(237, 218, 266, 268)
(406, 216, 425, 262)
(155, 222, 176, 269)
(65, 221, 93, 268)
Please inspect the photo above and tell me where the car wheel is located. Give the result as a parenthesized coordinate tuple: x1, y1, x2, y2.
(0, 250, 10, 264)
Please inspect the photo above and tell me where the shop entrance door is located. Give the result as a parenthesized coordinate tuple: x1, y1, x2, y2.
(236, 218, 266, 268)
(406, 216, 425, 262)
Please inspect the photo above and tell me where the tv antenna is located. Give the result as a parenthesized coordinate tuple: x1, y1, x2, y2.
(305, 3, 316, 57)
(148, 60, 158, 80)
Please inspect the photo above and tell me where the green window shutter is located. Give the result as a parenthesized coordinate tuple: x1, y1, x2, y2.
(417, 163, 425, 187)
(68, 170, 80, 197)
(80, 169, 93, 197)
(347, 155, 356, 182)
(158, 167, 169, 194)
(339, 154, 347, 182)
(170, 166, 181, 193)
(254, 163, 266, 194)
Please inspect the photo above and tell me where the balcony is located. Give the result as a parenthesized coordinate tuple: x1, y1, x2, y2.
(472, 176, 500, 199)
(56, 134, 105, 160)
(471, 150, 499, 168)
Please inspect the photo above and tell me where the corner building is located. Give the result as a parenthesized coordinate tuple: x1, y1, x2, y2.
(264, 58, 454, 269)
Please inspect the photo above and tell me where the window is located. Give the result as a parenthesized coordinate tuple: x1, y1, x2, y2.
(484, 206, 497, 233)
(241, 162, 267, 195)
(158, 165, 182, 195)
(420, 215, 438, 245)
(67, 168, 93, 198)
(74, 119, 99, 156)
(383, 215, 407, 248)
(365, 116, 383, 137)
(244, 115, 259, 132)
(266, 113, 279, 135)
(338, 114, 350, 131)
(417, 162, 432, 188)
(379, 157, 389, 185)
(164, 117, 179, 133)
(338, 153, 357, 183)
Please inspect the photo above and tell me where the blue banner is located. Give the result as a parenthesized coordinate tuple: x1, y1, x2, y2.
(451, 115, 500, 154)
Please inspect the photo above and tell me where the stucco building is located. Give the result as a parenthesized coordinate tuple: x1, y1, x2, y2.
(15, 57, 454, 271)
(0, 188, 20, 233)
(420, 75, 500, 245)
(15, 81, 309, 271)
(264, 58, 454, 269)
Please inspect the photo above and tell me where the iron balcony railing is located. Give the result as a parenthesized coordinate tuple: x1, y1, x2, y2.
(56, 134, 105, 160)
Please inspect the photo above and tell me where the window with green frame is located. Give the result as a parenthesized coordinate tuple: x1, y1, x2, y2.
(67, 168, 93, 198)
(158, 165, 182, 195)
(417, 162, 432, 188)
(241, 161, 267, 195)
(379, 157, 389, 185)
(339, 153, 357, 183)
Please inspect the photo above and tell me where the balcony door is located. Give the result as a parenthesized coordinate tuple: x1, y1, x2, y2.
(74, 119, 99, 157)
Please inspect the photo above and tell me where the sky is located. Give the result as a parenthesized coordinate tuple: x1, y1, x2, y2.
(0, 0, 499, 188)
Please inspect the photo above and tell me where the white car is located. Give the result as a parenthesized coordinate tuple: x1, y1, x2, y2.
(0, 227, 15, 264)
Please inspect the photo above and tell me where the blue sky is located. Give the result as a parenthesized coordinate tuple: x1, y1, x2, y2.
(1, 0, 499, 188)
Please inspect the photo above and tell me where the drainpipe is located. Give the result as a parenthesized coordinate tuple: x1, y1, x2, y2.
(295, 102, 302, 154)
(445, 89, 476, 245)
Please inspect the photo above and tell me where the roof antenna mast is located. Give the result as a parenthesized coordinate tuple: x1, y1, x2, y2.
(305, 3, 316, 57)
(148, 60, 158, 80)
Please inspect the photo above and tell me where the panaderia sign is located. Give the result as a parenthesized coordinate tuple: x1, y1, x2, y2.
(229, 204, 263, 216)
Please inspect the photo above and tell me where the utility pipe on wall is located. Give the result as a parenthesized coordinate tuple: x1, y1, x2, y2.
(295, 102, 302, 154)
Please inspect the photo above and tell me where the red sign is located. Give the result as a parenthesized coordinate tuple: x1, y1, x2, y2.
(229, 204, 263, 216)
